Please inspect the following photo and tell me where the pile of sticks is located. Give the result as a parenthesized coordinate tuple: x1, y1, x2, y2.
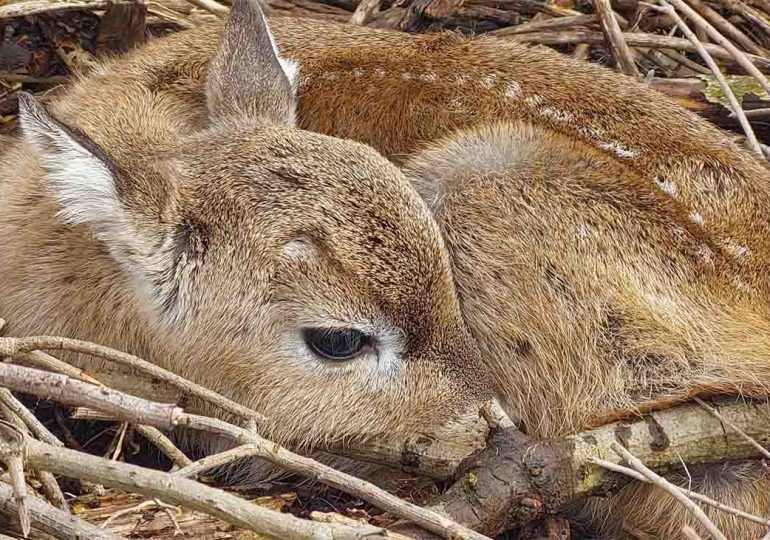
(0, 316, 770, 539)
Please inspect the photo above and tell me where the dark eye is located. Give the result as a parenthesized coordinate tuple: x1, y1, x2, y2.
(302, 328, 370, 361)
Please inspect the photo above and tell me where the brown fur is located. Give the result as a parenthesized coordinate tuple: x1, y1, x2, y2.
(405, 122, 770, 538)
(4, 14, 770, 538)
(0, 2, 492, 480)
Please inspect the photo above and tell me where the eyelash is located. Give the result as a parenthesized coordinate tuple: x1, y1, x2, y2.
(301, 327, 375, 361)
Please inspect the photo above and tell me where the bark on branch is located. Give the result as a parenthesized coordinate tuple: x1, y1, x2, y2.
(391, 396, 770, 538)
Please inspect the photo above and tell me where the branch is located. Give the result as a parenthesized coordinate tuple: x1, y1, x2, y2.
(0, 336, 262, 423)
(0, 361, 490, 540)
(665, 0, 770, 95)
(590, 458, 770, 527)
(0, 481, 122, 540)
(0, 363, 182, 429)
(652, 0, 763, 156)
(350, 0, 380, 24)
(19, 435, 385, 540)
(0, 0, 120, 19)
(610, 441, 727, 540)
(134, 425, 193, 469)
(593, 0, 639, 76)
(391, 396, 770, 538)
(507, 30, 770, 71)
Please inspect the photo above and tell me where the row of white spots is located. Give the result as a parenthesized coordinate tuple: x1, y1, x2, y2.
(311, 66, 640, 159)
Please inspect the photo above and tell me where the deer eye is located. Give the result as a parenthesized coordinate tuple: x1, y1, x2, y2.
(302, 328, 371, 361)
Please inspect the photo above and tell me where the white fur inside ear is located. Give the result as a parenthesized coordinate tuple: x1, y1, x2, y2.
(21, 108, 123, 227)
(262, 16, 300, 92)
(279, 57, 300, 90)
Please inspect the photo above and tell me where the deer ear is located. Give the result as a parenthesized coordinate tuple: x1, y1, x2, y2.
(18, 92, 197, 322)
(17, 92, 125, 229)
(205, 0, 298, 125)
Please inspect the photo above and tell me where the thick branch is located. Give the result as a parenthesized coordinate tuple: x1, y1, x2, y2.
(391, 397, 770, 538)
(0, 363, 182, 429)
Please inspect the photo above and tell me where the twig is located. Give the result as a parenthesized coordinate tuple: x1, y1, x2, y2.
(741, 107, 770, 118)
(665, 0, 770, 95)
(0, 422, 30, 537)
(350, 0, 380, 24)
(694, 397, 770, 460)
(14, 350, 102, 386)
(99, 498, 181, 530)
(183, 0, 228, 17)
(593, 0, 640, 76)
(682, 525, 705, 540)
(656, 48, 712, 74)
(611, 441, 727, 540)
(653, 0, 763, 156)
(0, 363, 182, 430)
(109, 423, 128, 461)
(36, 471, 68, 513)
(134, 425, 192, 468)
(590, 458, 770, 527)
(683, 0, 766, 56)
(24, 437, 388, 540)
(490, 14, 598, 35)
(507, 30, 770, 70)
(0, 336, 262, 423)
(174, 443, 260, 478)
(0, 0, 123, 19)
(0, 481, 121, 540)
(146, 2, 196, 28)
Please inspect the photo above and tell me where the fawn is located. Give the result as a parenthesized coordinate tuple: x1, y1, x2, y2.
(93, 15, 770, 538)
(0, 0, 497, 484)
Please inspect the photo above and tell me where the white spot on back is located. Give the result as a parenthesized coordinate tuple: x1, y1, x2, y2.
(524, 94, 544, 107)
(598, 139, 638, 159)
(653, 177, 678, 197)
(481, 74, 496, 88)
(401, 72, 413, 80)
(578, 126, 605, 140)
(353, 68, 365, 78)
(723, 239, 752, 261)
(688, 212, 704, 226)
(504, 81, 521, 99)
(282, 237, 318, 261)
(418, 72, 437, 82)
(374, 67, 387, 77)
(539, 107, 574, 124)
